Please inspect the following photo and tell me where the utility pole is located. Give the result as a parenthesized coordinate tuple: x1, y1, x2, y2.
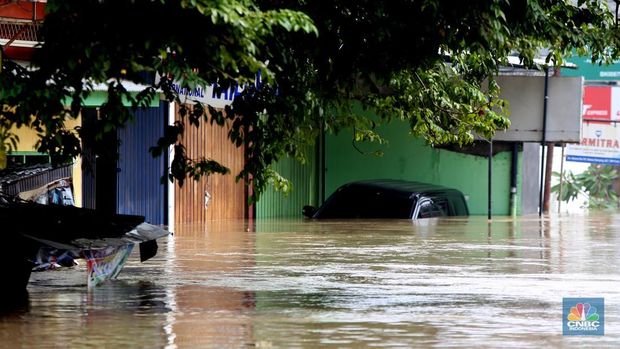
(488, 139, 493, 221)
(538, 67, 550, 216)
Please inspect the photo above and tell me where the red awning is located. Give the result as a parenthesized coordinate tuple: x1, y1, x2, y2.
(0, 1, 46, 20)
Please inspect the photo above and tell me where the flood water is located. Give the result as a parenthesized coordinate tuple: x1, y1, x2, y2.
(1, 214, 619, 348)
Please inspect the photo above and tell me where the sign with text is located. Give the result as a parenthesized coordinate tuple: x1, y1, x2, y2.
(170, 82, 242, 109)
(567, 85, 620, 165)
(155, 73, 262, 109)
(563, 298, 604, 336)
(562, 54, 620, 81)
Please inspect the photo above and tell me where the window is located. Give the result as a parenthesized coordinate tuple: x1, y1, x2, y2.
(415, 199, 446, 219)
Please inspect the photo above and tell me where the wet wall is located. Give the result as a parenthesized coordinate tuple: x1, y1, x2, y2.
(255, 146, 319, 218)
(325, 120, 520, 216)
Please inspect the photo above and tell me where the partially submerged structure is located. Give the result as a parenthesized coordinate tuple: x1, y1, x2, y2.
(1, 165, 169, 294)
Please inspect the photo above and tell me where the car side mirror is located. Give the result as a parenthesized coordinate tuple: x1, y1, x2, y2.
(302, 205, 317, 218)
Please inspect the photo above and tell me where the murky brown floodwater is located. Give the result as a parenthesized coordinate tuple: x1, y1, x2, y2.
(1, 214, 619, 348)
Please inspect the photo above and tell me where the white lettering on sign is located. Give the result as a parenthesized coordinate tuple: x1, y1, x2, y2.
(586, 110, 608, 116)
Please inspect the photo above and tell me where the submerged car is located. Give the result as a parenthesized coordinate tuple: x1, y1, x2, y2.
(303, 179, 469, 219)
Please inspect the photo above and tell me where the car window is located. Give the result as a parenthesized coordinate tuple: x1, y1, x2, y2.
(432, 197, 450, 215)
(449, 194, 469, 216)
(416, 200, 445, 219)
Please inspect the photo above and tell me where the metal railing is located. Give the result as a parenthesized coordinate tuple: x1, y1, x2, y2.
(0, 20, 41, 42)
(0, 164, 73, 196)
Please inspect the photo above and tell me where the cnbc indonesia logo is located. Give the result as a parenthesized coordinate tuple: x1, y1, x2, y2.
(563, 298, 605, 336)
(568, 304, 599, 328)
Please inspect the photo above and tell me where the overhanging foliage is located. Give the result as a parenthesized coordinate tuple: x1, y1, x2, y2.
(2, 0, 620, 198)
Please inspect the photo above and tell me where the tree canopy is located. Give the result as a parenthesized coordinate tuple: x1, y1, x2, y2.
(2, 0, 620, 197)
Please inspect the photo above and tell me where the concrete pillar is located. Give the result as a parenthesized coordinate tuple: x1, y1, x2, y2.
(522, 143, 541, 215)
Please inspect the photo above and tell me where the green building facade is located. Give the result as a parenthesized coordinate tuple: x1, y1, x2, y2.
(257, 119, 521, 217)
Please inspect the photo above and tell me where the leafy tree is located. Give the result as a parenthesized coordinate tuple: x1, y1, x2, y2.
(2, 0, 620, 198)
(552, 164, 619, 210)
(0, 117, 19, 170)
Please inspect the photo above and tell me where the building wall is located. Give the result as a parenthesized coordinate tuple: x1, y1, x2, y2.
(117, 104, 167, 224)
(325, 121, 520, 216)
(174, 105, 246, 223)
(81, 91, 160, 108)
(255, 146, 318, 218)
(0, 1, 45, 19)
(6, 90, 159, 209)
(521, 143, 541, 215)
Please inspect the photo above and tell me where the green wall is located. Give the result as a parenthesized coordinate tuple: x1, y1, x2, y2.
(257, 119, 522, 217)
(73, 91, 160, 107)
(325, 121, 520, 216)
(256, 147, 319, 218)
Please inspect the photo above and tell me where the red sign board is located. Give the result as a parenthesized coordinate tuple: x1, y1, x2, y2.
(582, 86, 611, 121)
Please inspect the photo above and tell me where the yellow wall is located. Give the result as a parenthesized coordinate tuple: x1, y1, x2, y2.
(11, 126, 40, 153)
(11, 117, 80, 151)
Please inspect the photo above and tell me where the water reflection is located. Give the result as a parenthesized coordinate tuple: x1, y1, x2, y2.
(168, 221, 256, 348)
(0, 214, 619, 348)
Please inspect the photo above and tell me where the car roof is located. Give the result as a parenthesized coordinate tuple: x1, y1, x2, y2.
(341, 179, 462, 197)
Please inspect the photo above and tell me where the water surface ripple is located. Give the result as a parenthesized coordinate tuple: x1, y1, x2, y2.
(1, 214, 619, 348)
